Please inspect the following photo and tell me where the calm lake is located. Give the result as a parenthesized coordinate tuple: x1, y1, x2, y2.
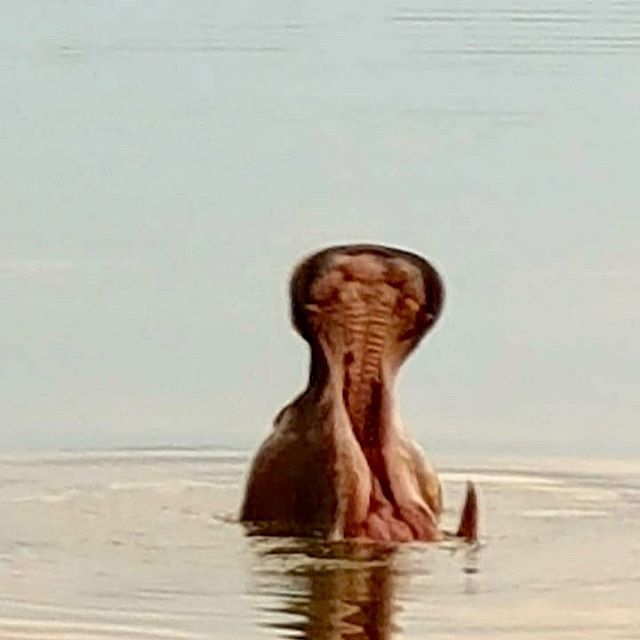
(3, 0, 640, 638)
(1, 449, 639, 639)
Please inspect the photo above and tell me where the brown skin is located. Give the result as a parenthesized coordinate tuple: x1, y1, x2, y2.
(241, 244, 477, 543)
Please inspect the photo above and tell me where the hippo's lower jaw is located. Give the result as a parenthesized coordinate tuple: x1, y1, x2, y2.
(241, 245, 478, 543)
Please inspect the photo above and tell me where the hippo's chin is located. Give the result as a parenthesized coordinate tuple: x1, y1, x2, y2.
(241, 244, 477, 543)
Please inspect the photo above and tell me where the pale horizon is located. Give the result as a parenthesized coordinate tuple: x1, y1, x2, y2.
(2, 0, 639, 455)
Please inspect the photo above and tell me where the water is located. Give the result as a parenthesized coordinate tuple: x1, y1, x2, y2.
(2, 0, 640, 454)
(1, 449, 639, 639)
(2, 1, 640, 636)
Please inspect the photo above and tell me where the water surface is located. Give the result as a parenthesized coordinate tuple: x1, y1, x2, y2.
(2, 0, 640, 453)
(2, 1, 640, 636)
(1, 450, 639, 639)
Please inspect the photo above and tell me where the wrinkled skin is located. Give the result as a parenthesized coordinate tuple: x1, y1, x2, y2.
(241, 244, 477, 543)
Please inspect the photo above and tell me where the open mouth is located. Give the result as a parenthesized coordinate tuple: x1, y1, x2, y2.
(305, 252, 433, 442)
(293, 245, 444, 440)
(291, 246, 445, 540)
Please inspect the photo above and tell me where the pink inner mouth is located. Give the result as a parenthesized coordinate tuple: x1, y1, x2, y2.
(304, 253, 439, 541)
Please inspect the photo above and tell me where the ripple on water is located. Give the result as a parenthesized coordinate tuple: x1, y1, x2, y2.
(391, 3, 640, 57)
(0, 617, 205, 640)
(1, 451, 639, 639)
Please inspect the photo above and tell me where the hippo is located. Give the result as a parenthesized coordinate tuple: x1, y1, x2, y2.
(241, 244, 477, 543)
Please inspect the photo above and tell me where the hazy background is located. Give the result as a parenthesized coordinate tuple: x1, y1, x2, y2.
(2, 0, 638, 454)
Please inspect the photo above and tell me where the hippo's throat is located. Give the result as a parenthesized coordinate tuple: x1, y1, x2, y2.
(306, 255, 424, 436)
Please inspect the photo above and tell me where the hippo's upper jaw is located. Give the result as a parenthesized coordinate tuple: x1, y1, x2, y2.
(241, 244, 477, 544)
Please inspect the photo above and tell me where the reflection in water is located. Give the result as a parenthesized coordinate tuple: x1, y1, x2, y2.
(248, 538, 482, 640)
(250, 539, 398, 640)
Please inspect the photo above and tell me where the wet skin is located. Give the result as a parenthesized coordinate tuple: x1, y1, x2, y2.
(241, 244, 477, 543)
